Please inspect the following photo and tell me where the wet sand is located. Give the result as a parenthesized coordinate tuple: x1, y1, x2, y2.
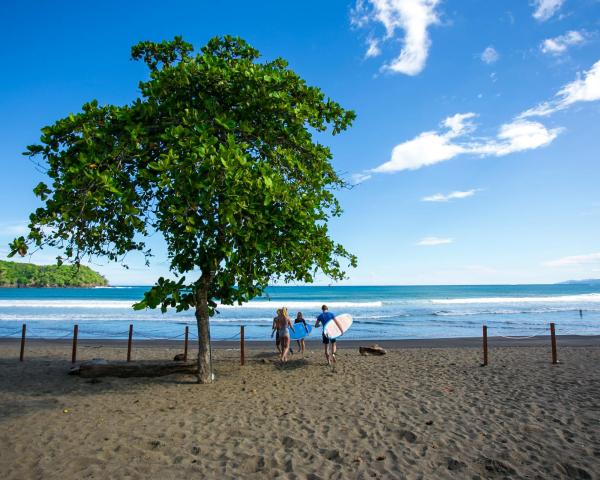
(1, 336, 599, 479)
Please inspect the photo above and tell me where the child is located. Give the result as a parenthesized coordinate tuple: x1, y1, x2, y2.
(294, 311, 308, 354)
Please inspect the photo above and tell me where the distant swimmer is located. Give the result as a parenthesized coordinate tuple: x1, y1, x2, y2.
(580, 309, 583, 318)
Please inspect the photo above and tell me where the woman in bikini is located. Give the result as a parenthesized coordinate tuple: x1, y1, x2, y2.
(275, 307, 295, 362)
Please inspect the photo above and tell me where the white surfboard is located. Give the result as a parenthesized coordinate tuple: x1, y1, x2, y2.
(324, 313, 353, 339)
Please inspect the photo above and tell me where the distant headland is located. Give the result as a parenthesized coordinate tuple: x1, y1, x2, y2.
(0, 260, 108, 288)
(557, 279, 600, 286)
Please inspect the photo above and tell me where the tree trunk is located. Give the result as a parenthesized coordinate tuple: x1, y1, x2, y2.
(195, 277, 213, 384)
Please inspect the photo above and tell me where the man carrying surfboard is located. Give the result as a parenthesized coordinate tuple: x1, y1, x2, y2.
(315, 304, 337, 365)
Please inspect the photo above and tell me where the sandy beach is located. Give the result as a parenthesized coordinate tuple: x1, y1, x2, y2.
(1, 337, 599, 479)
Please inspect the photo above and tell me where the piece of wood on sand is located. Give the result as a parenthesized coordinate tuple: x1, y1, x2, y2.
(69, 359, 198, 378)
(359, 344, 387, 356)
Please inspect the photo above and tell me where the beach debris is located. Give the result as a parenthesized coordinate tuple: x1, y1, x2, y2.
(70, 360, 199, 378)
(425, 420, 434, 426)
(320, 448, 342, 462)
(447, 458, 466, 471)
(480, 457, 516, 475)
(376, 455, 386, 461)
(191, 446, 201, 455)
(173, 353, 186, 361)
(63, 408, 70, 414)
(558, 463, 592, 480)
(399, 430, 417, 443)
(70, 359, 107, 374)
(149, 440, 162, 449)
(359, 344, 387, 356)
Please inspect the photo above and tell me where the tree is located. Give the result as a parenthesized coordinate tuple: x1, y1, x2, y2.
(10, 36, 357, 383)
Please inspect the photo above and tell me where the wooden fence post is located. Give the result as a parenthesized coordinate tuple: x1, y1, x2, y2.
(127, 324, 133, 362)
(482, 325, 488, 366)
(240, 325, 245, 366)
(19, 324, 26, 362)
(183, 326, 189, 362)
(71, 324, 79, 363)
(550, 322, 558, 364)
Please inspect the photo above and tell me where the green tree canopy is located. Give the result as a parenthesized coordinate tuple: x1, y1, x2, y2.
(10, 36, 356, 382)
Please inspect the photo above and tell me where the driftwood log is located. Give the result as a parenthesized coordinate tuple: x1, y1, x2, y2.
(69, 360, 198, 378)
(359, 345, 387, 356)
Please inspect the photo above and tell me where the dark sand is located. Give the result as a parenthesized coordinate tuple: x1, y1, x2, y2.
(1, 336, 599, 479)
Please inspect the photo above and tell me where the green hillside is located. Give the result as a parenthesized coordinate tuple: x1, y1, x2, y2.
(0, 260, 108, 287)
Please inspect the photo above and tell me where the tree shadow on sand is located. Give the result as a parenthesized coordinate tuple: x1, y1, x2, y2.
(273, 357, 309, 371)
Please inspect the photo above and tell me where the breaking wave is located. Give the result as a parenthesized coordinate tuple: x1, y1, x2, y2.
(430, 293, 600, 305)
(0, 299, 383, 309)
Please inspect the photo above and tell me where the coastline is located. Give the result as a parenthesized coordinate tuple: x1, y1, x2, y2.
(2, 334, 600, 350)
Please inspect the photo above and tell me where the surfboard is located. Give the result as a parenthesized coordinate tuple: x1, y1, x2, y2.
(323, 313, 353, 339)
(289, 323, 313, 340)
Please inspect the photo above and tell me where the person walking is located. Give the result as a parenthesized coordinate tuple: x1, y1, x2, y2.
(271, 308, 283, 355)
(294, 311, 308, 354)
(273, 307, 295, 362)
(315, 304, 336, 365)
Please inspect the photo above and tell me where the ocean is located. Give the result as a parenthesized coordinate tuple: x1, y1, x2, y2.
(0, 284, 599, 341)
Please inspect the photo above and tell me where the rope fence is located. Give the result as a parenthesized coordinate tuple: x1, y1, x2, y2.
(4, 323, 250, 366)
(481, 322, 559, 366)
(1, 321, 587, 367)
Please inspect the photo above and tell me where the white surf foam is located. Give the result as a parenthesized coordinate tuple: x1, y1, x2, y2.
(0, 300, 137, 308)
(430, 293, 600, 305)
(0, 299, 382, 309)
(217, 300, 383, 309)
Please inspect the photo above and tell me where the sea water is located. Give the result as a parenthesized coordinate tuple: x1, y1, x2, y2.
(0, 284, 599, 340)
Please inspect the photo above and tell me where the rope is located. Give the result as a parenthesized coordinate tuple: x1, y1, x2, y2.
(0, 329, 24, 339)
(134, 331, 187, 340)
(218, 331, 241, 341)
(0, 325, 24, 332)
(495, 333, 545, 340)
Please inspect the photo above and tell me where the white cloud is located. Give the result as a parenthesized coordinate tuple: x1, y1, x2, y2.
(422, 189, 479, 202)
(370, 114, 560, 173)
(532, 0, 565, 22)
(543, 252, 600, 267)
(356, 61, 600, 177)
(0, 222, 28, 237)
(352, 0, 441, 76)
(350, 172, 373, 184)
(417, 236, 453, 246)
(372, 112, 473, 173)
(365, 37, 381, 58)
(520, 60, 600, 117)
(372, 130, 466, 173)
(481, 46, 499, 64)
(470, 119, 562, 157)
(541, 30, 585, 55)
(442, 112, 477, 137)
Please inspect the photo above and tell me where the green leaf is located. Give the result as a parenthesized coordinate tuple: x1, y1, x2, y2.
(17, 35, 356, 373)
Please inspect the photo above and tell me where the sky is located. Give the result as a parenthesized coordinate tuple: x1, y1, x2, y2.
(1, 0, 599, 285)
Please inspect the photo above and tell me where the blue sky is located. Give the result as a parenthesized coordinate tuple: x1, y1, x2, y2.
(1, 0, 599, 285)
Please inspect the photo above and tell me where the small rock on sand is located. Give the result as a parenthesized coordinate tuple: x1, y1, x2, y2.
(359, 345, 387, 356)
(447, 458, 466, 471)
